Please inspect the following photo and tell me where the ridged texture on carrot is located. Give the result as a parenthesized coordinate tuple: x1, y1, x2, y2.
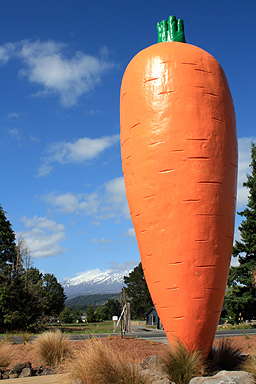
(120, 42, 237, 356)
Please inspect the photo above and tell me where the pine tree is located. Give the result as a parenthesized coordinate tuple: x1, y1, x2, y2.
(124, 262, 153, 320)
(225, 142, 256, 322)
(0, 205, 17, 272)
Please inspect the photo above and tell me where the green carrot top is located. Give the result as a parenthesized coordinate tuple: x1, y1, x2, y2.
(157, 15, 186, 43)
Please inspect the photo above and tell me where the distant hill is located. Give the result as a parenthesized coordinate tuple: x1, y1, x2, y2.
(65, 293, 120, 311)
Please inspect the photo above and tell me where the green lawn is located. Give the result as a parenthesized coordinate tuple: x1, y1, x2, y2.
(47, 320, 118, 334)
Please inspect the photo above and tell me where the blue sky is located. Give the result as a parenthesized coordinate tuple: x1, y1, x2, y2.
(1, 0, 255, 283)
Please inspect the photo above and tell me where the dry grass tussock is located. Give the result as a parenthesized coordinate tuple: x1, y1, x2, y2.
(161, 339, 205, 384)
(64, 338, 153, 384)
(34, 330, 73, 367)
(0, 342, 13, 369)
(240, 353, 256, 379)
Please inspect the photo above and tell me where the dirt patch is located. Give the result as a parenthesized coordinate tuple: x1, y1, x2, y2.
(4, 334, 256, 369)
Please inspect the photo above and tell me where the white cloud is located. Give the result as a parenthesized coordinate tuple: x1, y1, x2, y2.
(38, 134, 119, 176)
(0, 43, 15, 64)
(20, 216, 66, 258)
(72, 260, 139, 280)
(106, 260, 139, 275)
(123, 228, 135, 237)
(37, 163, 53, 177)
(43, 192, 99, 215)
(42, 176, 130, 221)
(102, 177, 130, 219)
(91, 238, 114, 244)
(7, 128, 22, 140)
(237, 137, 256, 208)
(6, 112, 20, 120)
(0, 39, 115, 106)
(30, 135, 40, 143)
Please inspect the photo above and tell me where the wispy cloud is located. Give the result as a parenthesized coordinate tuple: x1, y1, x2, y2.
(102, 177, 130, 219)
(7, 128, 22, 140)
(43, 192, 99, 215)
(0, 39, 115, 106)
(0, 43, 16, 64)
(19, 216, 66, 258)
(123, 228, 135, 237)
(68, 260, 139, 281)
(106, 260, 139, 275)
(91, 238, 114, 244)
(43, 176, 129, 220)
(38, 134, 119, 176)
(6, 112, 20, 120)
(237, 137, 256, 209)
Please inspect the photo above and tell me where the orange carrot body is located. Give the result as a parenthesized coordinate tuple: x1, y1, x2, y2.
(120, 42, 237, 356)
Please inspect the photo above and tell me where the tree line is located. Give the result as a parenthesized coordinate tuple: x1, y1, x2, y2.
(0, 206, 66, 332)
(65, 293, 120, 311)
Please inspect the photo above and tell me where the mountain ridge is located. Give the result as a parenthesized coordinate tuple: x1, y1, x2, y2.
(62, 268, 131, 299)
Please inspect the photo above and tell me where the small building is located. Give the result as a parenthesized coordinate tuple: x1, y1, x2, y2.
(145, 307, 163, 329)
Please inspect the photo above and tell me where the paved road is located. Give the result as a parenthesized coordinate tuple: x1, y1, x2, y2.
(126, 326, 256, 344)
(2, 327, 255, 345)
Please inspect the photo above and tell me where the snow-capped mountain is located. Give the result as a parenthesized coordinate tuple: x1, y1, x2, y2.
(62, 267, 133, 298)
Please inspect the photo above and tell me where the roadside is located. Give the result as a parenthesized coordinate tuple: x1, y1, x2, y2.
(1, 326, 256, 345)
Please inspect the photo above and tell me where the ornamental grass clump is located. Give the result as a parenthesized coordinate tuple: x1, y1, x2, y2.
(240, 353, 256, 379)
(208, 338, 246, 371)
(161, 339, 205, 384)
(34, 330, 72, 367)
(0, 343, 13, 369)
(64, 338, 152, 384)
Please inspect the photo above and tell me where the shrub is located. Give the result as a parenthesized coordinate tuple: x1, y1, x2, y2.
(34, 330, 72, 367)
(20, 332, 32, 345)
(0, 343, 13, 369)
(161, 339, 205, 384)
(64, 338, 152, 384)
(3, 333, 12, 344)
(208, 338, 246, 371)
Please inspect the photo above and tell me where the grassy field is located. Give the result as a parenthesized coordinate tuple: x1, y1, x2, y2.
(47, 320, 118, 334)
(1, 320, 254, 338)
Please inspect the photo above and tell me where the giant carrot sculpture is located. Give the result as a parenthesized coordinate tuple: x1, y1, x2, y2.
(120, 16, 237, 356)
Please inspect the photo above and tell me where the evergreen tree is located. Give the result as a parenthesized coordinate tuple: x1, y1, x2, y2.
(42, 273, 66, 316)
(225, 142, 256, 322)
(86, 304, 97, 322)
(59, 307, 73, 323)
(123, 262, 153, 320)
(105, 298, 121, 318)
(23, 268, 66, 317)
(0, 205, 22, 331)
(0, 206, 66, 331)
(0, 205, 17, 273)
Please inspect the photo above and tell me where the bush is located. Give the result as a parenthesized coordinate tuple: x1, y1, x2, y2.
(0, 343, 13, 369)
(64, 338, 152, 384)
(161, 339, 205, 384)
(20, 332, 32, 345)
(34, 330, 72, 367)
